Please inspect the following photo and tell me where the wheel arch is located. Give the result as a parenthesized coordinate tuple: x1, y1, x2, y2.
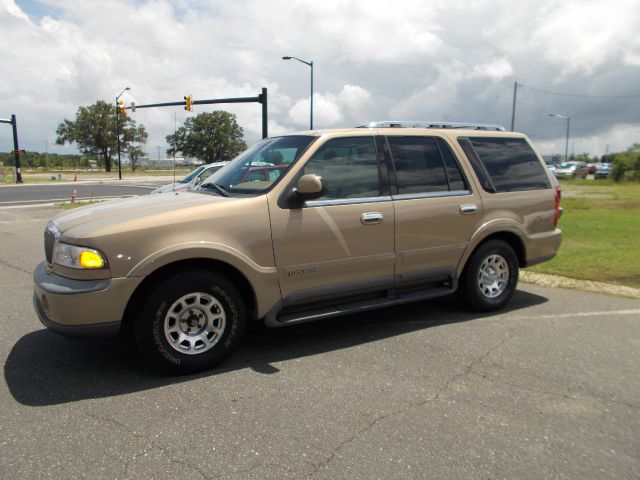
(459, 230, 526, 278)
(120, 258, 258, 336)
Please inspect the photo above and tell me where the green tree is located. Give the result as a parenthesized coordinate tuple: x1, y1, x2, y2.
(166, 111, 246, 164)
(610, 144, 640, 182)
(55, 100, 147, 172)
(124, 124, 148, 172)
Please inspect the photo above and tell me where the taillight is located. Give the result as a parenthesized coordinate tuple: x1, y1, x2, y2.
(554, 185, 562, 226)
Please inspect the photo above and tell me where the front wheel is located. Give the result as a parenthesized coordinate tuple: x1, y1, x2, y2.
(134, 270, 246, 374)
(460, 240, 519, 312)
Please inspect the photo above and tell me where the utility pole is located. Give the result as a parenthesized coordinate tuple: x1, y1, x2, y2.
(510, 81, 518, 132)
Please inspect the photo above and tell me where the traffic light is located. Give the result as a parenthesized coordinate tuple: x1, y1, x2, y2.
(117, 100, 126, 116)
(184, 95, 192, 112)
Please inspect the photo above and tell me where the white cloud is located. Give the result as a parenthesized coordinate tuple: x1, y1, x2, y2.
(472, 58, 514, 81)
(288, 84, 373, 128)
(1, 0, 638, 156)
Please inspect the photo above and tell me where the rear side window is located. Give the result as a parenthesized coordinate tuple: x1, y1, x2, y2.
(460, 137, 551, 192)
(387, 136, 468, 194)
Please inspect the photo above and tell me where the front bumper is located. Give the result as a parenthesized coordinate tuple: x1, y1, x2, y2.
(32, 262, 143, 337)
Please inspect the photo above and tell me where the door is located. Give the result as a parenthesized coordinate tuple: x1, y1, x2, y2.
(269, 136, 395, 299)
(386, 135, 482, 280)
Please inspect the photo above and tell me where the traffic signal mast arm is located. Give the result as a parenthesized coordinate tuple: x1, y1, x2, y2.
(123, 88, 268, 138)
(125, 93, 265, 111)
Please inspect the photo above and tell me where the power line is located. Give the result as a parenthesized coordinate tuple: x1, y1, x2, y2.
(519, 83, 640, 99)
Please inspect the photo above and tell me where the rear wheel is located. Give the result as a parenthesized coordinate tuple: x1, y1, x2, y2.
(460, 240, 519, 312)
(134, 270, 246, 374)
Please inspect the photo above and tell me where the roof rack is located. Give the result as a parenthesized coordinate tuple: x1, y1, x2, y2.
(358, 120, 506, 131)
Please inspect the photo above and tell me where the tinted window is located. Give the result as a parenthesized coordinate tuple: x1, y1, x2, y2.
(387, 136, 467, 194)
(303, 137, 380, 199)
(462, 137, 551, 192)
(438, 138, 468, 191)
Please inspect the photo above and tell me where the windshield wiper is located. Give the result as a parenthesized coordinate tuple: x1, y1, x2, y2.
(200, 183, 229, 197)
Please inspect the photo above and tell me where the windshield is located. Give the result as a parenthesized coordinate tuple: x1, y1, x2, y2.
(180, 165, 206, 183)
(199, 135, 316, 195)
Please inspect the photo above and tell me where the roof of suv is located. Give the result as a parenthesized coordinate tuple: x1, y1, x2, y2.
(284, 121, 522, 138)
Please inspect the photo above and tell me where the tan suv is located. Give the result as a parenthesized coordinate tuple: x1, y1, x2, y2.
(33, 121, 562, 373)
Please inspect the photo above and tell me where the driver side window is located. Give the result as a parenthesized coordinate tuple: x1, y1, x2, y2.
(302, 137, 380, 200)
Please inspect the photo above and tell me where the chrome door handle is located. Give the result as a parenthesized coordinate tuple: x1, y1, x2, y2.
(460, 204, 478, 215)
(361, 212, 383, 225)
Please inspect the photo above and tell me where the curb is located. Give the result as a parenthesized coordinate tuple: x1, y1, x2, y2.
(521, 271, 640, 299)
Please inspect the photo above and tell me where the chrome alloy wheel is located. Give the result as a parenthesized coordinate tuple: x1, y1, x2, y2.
(163, 292, 226, 355)
(477, 254, 510, 299)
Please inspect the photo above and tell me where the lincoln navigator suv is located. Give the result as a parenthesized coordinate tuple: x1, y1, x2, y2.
(33, 121, 562, 373)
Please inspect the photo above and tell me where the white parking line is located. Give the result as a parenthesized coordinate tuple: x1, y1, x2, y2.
(385, 308, 640, 327)
(517, 309, 640, 320)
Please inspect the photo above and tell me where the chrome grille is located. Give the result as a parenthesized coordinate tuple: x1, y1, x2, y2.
(44, 222, 59, 266)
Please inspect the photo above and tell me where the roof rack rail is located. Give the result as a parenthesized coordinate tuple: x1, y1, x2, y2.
(358, 120, 506, 131)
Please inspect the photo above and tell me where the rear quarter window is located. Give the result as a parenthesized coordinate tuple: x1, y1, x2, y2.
(459, 137, 551, 192)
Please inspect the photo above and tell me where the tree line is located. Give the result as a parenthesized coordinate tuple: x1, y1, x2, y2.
(602, 143, 640, 182)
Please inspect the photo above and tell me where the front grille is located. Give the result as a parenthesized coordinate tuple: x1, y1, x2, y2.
(44, 222, 58, 265)
(44, 229, 55, 265)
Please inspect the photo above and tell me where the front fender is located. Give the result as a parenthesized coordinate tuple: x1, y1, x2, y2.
(127, 242, 280, 318)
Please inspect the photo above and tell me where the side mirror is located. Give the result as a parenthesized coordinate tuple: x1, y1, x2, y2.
(294, 174, 324, 201)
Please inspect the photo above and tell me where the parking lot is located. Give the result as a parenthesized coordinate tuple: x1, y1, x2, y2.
(1, 205, 639, 479)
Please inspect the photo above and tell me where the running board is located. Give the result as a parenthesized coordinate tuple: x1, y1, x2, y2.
(266, 283, 456, 327)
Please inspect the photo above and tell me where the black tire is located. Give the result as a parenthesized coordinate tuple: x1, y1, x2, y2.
(459, 240, 519, 312)
(134, 270, 246, 374)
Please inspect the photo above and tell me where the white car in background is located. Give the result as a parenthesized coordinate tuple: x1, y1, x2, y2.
(151, 162, 227, 194)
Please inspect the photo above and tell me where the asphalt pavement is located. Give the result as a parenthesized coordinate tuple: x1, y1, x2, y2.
(0, 180, 166, 206)
(0, 205, 638, 479)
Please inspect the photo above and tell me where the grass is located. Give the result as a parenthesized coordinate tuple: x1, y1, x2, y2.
(55, 200, 105, 209)
(528, 181, 640, 288)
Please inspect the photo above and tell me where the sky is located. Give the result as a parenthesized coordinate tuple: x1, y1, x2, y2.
(1, 0, 639, 158)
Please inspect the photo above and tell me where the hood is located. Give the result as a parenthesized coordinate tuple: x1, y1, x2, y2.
(52, 191, 231, 241)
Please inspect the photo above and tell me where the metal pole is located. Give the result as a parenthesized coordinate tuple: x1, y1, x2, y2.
(510, 81, 518, 132)
(11, 115, 23, 183)
(116, 100, 122, 180)
(310, 61, 314, 130)
(261, 87, 268, 139)
(115, 87, 129, 180)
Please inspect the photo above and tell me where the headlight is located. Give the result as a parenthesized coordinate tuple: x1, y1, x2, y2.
(54, 242, 108, 269)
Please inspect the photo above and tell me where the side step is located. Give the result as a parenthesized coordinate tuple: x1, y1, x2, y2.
(266, 284, 456, 327)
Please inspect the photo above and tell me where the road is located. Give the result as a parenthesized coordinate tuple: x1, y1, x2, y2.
(0, 206, 638, 479)
(0, 181, 163, 206)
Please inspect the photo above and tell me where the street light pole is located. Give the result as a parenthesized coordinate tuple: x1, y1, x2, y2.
(115, 87, 130, 180)
(549, 113, 570, 163)
(282, 56, 314, 130)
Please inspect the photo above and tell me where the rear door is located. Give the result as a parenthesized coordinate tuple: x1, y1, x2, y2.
(386, 135, 483, 282)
